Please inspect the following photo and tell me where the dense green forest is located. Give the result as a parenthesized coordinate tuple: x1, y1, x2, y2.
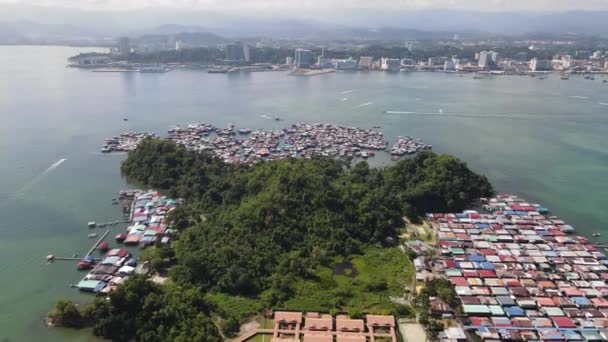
(52, 138, 492, 341)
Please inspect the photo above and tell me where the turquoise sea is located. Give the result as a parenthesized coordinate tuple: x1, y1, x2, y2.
(1, 46, 608, 341)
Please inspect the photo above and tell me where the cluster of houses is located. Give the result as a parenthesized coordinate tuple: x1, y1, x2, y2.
(76, 248, 136, 293)
(426, 195, 608, 341)
(120, 190, 179, 247)
(75, 190, 179, 293)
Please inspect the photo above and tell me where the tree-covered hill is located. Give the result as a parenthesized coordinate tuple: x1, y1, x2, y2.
(52, 137, 493, 341)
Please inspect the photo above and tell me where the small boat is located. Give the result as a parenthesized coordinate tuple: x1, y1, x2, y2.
(88, 233, 98, 238)
(46, 254, 55, 262)
(77, 261, 92, 270)
(237, 128, 252, 134)
(88, 221, 96, 228)
(123, 118, 128, 121)
(115, 234, 127, 242)
(77, 256, 95, 270)
(593, 233, 601, 237)
(97, 241, 110, 252)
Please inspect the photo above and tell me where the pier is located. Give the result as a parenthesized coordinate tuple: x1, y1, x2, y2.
(85, 230, 110, 257)
(46, 229, 110, 263)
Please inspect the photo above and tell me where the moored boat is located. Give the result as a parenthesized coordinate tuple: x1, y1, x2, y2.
(97, 241, 110, 252)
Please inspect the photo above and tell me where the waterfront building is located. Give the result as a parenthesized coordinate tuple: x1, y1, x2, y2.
(295, 48, 313, 68)
(530, 58, 552, 71)
(401, 58, 415, 67)
(359, 56, 373, 69)
(380, 58, 400, 71)
(604, 59, 608, 72)
(432, 194, 608, 342)
(117, 37, 131, 56)
(318, 56, 333, 68)
(332, 57, 358, 70)
(243, 44, 250, 63)
(444, 60, 456, 71)
(285, 56, 293, 66)
(225, 42, 250, 64)
(478, 51, 497, 69)
(428, 57, 448, 66)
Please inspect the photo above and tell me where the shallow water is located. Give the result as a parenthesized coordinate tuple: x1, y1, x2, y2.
(1, 46, 608, 340)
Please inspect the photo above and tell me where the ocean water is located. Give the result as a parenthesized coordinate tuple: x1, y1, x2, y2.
(1, 46, 608, 341)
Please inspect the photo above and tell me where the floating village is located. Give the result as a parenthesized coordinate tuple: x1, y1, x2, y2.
(47, 190, 180, 293)
(101, 132, 157, 153)
(424, 195, 608, 342)
(101, 122, 432, 164)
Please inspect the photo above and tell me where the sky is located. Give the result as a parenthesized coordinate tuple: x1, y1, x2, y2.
(2, 0, 608, 11)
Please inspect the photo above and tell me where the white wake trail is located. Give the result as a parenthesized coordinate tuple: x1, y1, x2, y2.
(17, 158, 67, 195)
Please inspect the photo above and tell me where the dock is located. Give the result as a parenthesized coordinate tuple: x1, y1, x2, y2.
(85, 230, 110, 257)
(47, 229, 110, 263)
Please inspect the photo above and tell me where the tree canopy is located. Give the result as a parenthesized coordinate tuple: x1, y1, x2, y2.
(122, 139, 492, 298)
(55, 137, 493, 340)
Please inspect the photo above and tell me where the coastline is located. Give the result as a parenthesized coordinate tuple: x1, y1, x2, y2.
(3, 46, 608, 342)
(288, 68, 337, 76)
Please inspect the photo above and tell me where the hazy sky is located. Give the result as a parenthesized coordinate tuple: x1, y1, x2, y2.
(3, 0, 608, 11)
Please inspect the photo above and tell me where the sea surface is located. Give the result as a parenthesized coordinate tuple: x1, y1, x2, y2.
(1, 45, 608, 341)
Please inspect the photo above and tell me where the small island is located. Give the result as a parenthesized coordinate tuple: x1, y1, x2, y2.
(48, 138, 493, 341)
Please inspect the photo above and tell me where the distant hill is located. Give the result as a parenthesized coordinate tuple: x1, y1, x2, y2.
(2, 5, 608, 44)
(136, 29, 228, 47)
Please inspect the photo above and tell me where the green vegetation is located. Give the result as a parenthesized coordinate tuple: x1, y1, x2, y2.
(48, 300, 85, 328)
(51, 276, 222, 341)
(280, 247, 413, 314)
(53, 138, 493, 340)
(415, 278, 458, 338)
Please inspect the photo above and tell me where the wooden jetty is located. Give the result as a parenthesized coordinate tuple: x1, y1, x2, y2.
(85, 230, 110, 256)
(46, 230, 110, 263)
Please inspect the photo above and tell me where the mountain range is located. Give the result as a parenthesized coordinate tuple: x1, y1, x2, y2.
(1, 5, 608, 44)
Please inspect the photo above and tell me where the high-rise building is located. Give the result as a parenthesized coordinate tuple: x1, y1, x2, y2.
(243, 44, 250, 63)
(381, 58, 401, 71)
(428, 57, 448, 66)
(295, 49, 313, 68)
(333, 58, 358, 70)
(225, 42, 249, 63)
(444, 60, 456, 71)
(358, 56, 373, 69)
(285, 57, 293, 66)
(478, 51, 497, 69)
(529, 58, 552, 71)
(118, 37, 131, 56)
